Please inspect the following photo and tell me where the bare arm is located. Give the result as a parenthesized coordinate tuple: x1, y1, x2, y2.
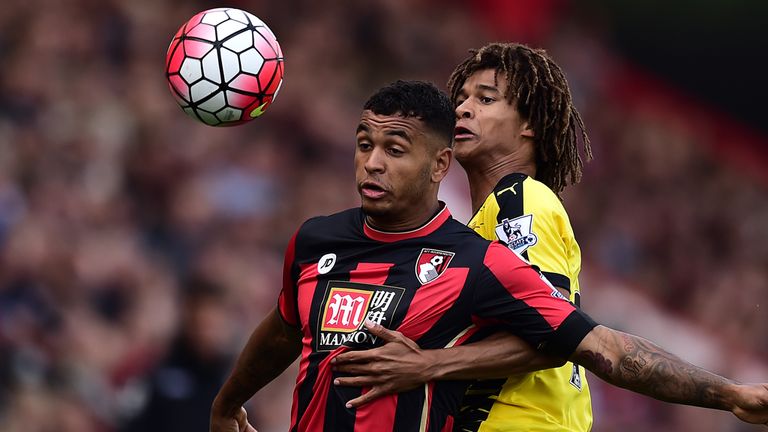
(429, 332, 565, 380)
(211, 308, 302, 431)
(332, 321, 562, 408)
(572, 325, 768, 425)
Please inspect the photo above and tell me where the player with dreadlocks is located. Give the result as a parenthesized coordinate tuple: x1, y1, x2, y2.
(333, 42, 596, 431)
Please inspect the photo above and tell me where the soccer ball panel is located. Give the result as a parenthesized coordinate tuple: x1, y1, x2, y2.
(196, 109, 220, 126)
(225, 91, 257, 109)
(190, 80, 220, 103)
(239, 48, 265, 76)
(201, 11, 228, 26)
(180, 57, 203, 84)
(253, 26, 281, 59)
(252, 31, 277, 59)
(229, 74, 260, 94)
(168, 79, 189, 107)
(201, 49, 222, 83)
(272, 78, 283, 100)
(224, 30, 253, 53)
(166, 40, 185, 73)
(185, 11, 206, 30)
(198, 91, 226, 113)
(216, 19, 247, 40)
(226, 9, 249, 24)
(183, 39, 213, 59)
(220, 48, 240, 83)
(168, 74, 190, 101)
(186, 23, 216, 42)
(258, 59, 278, 91)
(167, 36, 181, 57)
(242, 10, 268, 28)
(216, 107, 243, 123)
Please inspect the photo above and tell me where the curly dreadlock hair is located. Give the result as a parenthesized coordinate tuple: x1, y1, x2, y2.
(447, 42, 592, 195)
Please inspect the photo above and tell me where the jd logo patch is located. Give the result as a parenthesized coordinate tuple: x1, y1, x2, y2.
(415, 248, 455, 284)
(495, 214, 538, 254)
(317, 253, 337, 275)
(316, 281, 404, 352)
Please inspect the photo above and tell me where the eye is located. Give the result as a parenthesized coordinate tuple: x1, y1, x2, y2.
(480, 96, 495, 104)
(387, 147, 405, 156)
(357, 141, 372, 151)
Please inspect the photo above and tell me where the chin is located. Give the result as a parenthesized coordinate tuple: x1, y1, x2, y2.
(360, 200, 392, 219)
(452, 141, 475, 163)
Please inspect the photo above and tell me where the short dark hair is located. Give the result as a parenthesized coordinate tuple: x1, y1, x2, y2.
(447, 43, 592, 196)
(364, 80, 455, 147)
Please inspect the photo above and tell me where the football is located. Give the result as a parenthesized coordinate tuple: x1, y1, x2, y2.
(165, 8, 284, 126)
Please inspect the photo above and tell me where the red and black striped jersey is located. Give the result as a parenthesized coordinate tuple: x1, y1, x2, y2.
(277, 204, 596, 432)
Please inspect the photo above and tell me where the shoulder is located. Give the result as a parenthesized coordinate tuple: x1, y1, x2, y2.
(523, 177, 565, 211)
(294, 208, 361, 251)
(485, 173, 566, 221)
(520, 177, 566, 216)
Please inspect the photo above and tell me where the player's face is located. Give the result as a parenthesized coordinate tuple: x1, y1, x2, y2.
(453, 69, 533, 167)
(355, 111, 450, 229)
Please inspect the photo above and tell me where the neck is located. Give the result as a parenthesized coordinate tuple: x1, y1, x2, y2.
(366, 200, 442, 232)
(464, 159, 536, 213)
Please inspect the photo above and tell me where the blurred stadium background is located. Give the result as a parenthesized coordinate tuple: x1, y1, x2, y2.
(0, 0, 766, 430)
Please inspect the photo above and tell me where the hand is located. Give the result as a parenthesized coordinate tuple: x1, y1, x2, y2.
(210, 406, 258, 432)
(332, 320, 433, 408)
(731, 383, 768, 425)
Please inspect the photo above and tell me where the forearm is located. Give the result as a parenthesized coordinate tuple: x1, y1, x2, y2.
(428, 331, 564, 381)
(213, 308, 302, 416)
(571, 325, 738, 410)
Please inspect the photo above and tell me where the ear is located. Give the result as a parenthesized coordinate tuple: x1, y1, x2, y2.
(431, 146, 452, 183)
(521, 121, 535, 139)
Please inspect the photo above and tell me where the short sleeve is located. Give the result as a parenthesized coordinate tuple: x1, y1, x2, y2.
(472, 242, 596, 358)
(518, 180, 573, 292)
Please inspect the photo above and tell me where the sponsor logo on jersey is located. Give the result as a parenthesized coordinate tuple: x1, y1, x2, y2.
(317, 253, 337, 274)
(415, 248, 455, 284)
(316, 281, 405, 351)
(495, 214, 538, 254)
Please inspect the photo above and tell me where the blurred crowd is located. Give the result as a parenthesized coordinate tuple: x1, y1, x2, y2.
(0, 0, 765, 431)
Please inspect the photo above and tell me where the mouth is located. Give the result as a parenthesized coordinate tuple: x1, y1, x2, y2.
(359, 181, 388, 199)
(454, 126, 475, 141)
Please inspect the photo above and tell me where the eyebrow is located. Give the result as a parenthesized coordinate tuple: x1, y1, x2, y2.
(476, 84, 501, 94)
(457, 84, 501, 100)
(386, 129, 411, 142)
(356, 123, 412, 142)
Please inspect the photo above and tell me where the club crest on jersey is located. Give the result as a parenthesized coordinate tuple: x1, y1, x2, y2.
(415, 248, 455, 284)
(495, 214, 538, 254)
(316, 281, 405, 352)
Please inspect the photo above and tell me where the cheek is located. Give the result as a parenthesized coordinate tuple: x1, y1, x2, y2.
(353, 154, 366, 175)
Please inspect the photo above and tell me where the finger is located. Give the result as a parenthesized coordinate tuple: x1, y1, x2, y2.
(333, 350, 377, 365)
(245, 424, 258, 432)
(334, 376, 383, 387)
(345, 387, 385, 409)
(237, 408, 249, 432)
(334, 362, 378, 374)
(364, 319, 401, 343)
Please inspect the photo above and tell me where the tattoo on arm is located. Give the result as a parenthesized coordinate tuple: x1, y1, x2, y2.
(575, 328, 734, 410)
(580, 350, 613, 377)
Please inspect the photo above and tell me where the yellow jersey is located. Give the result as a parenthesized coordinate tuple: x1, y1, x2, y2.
(458, 173, 592, 432)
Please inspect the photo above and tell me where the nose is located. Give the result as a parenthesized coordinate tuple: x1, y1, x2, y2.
(455, 99, 473, 119)
(364, 147, 386, 174)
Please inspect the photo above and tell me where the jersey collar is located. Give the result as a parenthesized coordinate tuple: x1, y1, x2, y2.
(363, 203, 451, 243)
